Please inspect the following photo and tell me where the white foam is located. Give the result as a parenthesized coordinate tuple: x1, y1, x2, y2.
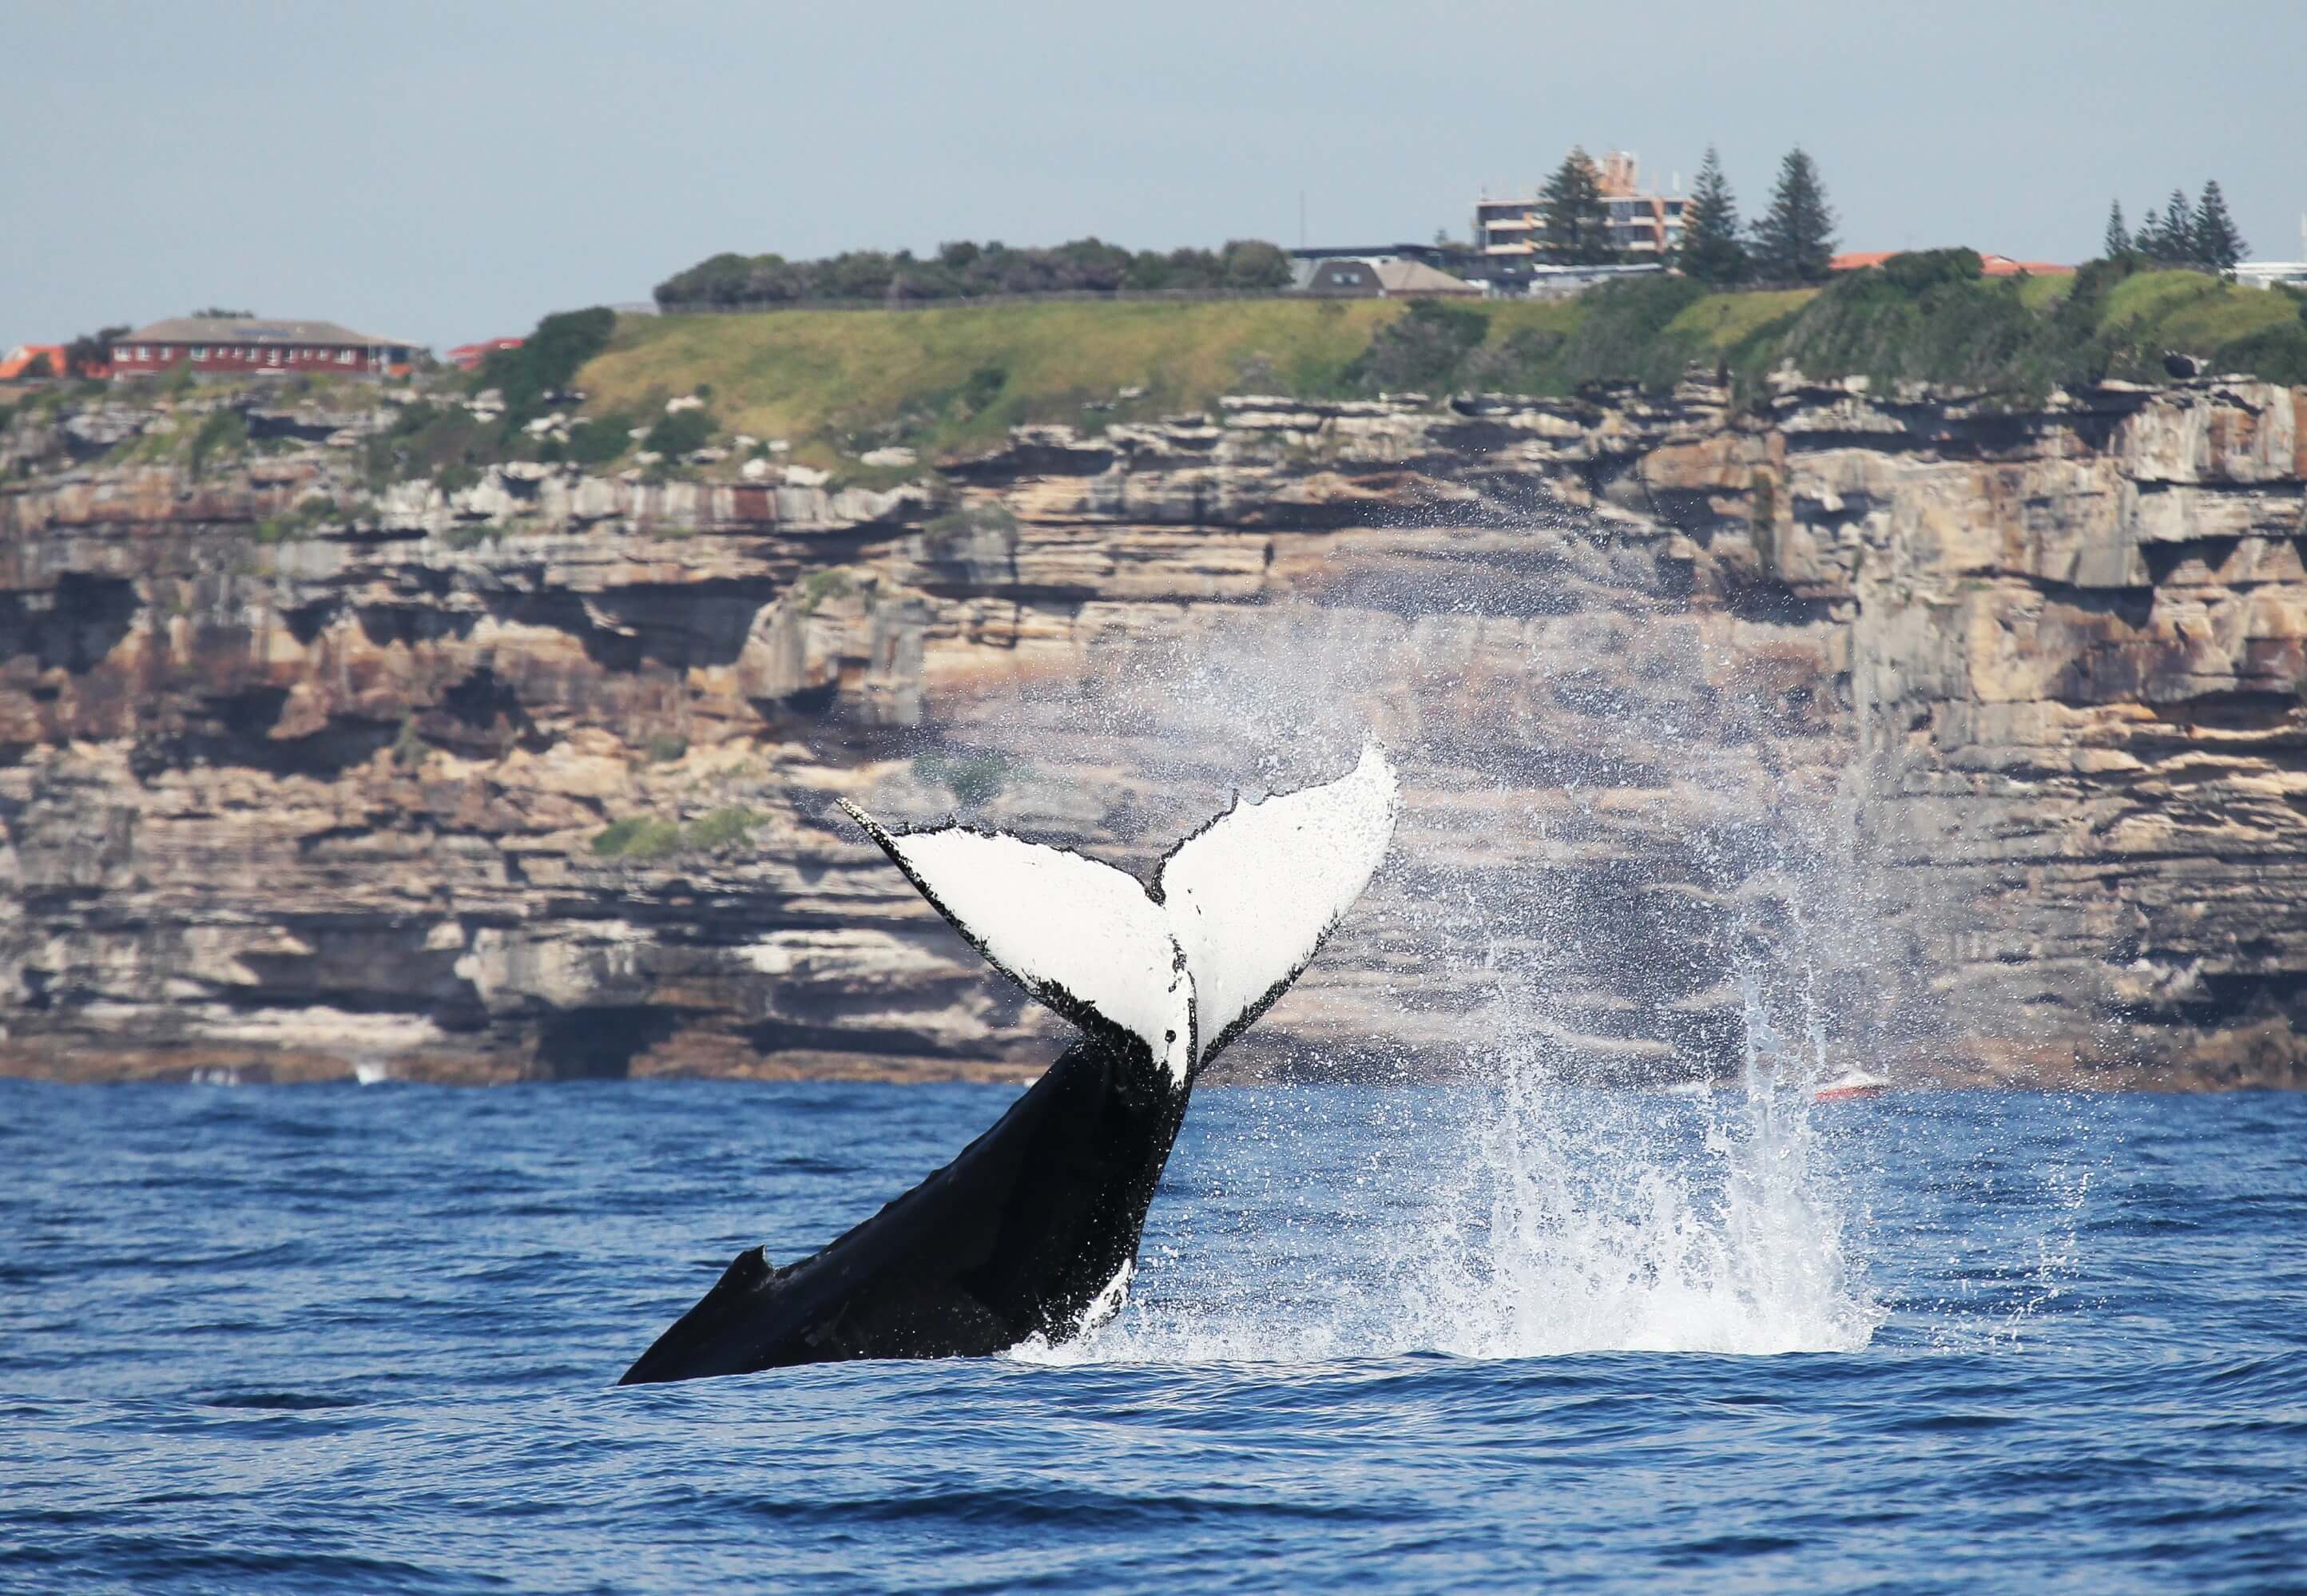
(1020, 1056, 1883, 1367)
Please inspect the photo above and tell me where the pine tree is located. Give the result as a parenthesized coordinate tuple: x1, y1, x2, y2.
(2103, 200, 2130, 259)
(2152, 188, 2197, 264)
(1750, 147, 1839, 283)
(1675, 145, 1749, 285)
(2134, 204, 2165, 260)
(2192, 179, 2245, 269)
(1539, 147, 1617, 264)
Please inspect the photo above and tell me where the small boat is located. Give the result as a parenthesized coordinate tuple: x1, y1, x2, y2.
(1813, 1067, 1892, 1102)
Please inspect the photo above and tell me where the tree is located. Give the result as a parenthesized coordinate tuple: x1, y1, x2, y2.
(2144, 188, 2197, 264)
(1675, 145, 1749, 285)
(2192, 180, 2245, 269)
(1751, 147, 1838, 283)
(2133, 204, 2165, 260)
(1539, 147, 1617, 264)
(1218, 238, 1292, 289)
(475, 306, 616, 415)
(2103, 200, 2131, 259)
(65, 324, 129, 376)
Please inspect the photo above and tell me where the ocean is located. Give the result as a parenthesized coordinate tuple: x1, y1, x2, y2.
(2, 1078, 2301, 1594)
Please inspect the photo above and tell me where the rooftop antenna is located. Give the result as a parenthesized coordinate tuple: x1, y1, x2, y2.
(1299, 189, 1307, 247)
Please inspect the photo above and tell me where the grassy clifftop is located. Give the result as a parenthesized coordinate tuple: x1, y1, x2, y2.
(575, 259, 2306, 470)
(580, 300, 1399, 462)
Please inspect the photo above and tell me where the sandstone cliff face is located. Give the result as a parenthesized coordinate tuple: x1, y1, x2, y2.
(2, 375, 2302, 1086)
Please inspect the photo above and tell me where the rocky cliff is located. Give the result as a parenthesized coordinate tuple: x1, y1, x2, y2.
(4, 372, 2304, 1087)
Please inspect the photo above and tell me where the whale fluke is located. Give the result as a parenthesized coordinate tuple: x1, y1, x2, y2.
(617, 744, 1399, 1384)
(840, 742, 1399, 1084)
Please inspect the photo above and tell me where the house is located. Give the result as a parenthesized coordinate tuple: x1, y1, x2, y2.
(1289, 244, 1450, 290)
(1299, 256, 1483, 299)
(1475, 151, 1688, 260)
(447, 336, 524, 372)
(1372, 260, 1484, 298)
(108, 316, 421, 379)
(0, 343, 73, 381)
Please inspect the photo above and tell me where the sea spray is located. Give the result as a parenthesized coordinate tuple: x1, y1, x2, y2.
(947, 546, 2095, 1364)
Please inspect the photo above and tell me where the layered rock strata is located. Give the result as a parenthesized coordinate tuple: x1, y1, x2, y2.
(2, 375, 2302, 1086)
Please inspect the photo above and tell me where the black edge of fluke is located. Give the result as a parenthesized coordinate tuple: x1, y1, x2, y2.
(618, 749, 1396, 1385)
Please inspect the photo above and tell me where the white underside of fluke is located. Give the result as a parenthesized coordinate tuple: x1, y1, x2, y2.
(842, 744, 1400, 1086)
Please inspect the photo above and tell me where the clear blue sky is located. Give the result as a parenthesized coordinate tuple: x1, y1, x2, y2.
(6, 1, 2301, 351)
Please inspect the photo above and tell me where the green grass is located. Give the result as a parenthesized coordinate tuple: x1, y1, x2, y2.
(563, 267, 2307, 463)
(1660, 288, 1821, 351)
(582, 300, 1400, 460)
(2099, 268, 2297, 356)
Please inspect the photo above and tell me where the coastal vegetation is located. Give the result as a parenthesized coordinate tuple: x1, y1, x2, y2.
(575, 257, 2306, 463)
(592, 807, 767, 861)
(21, 256, 2298, 497)
(654, 237, 1293, 311)
(2110, 181, 2249, 272)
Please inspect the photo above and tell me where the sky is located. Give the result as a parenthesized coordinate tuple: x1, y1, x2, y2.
(6, 1, 2303, 351)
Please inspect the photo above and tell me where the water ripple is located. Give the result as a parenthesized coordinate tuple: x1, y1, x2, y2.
(1, 1081, 2302, 1594)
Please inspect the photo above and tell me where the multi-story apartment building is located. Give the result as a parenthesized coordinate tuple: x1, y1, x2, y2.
(1475, 151, 1687, 259)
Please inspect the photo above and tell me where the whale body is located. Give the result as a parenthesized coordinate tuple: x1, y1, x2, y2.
(617, 744, 1400, 1384)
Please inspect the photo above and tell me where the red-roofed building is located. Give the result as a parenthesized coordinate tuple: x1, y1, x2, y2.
(0, 343, 75, 381)
(1977, 255, 2073, 277)
(447, 337, 524, 372)
(1830, 251, 2072, 277)
(109, 316, 419, 379)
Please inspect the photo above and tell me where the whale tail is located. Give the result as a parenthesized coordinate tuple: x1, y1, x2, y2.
(841, 744, 1400, 1085)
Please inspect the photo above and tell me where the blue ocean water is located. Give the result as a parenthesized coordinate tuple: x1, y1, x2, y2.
(2, 1078, 2302, 1594)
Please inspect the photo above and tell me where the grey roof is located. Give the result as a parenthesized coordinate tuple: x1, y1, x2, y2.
(124, 316, 416, 348)
(1375, 260, 1483, 296)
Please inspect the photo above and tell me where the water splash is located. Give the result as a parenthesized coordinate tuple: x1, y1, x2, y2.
(1025, 978, 1883, 1368)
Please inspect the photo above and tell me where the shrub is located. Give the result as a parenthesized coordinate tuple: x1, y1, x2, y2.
(645, 734, 688, 763)
(188, 408, 248, 474)
(1775, 252, 2051, 397)
(1556, 274, 1710, 391)
(643, 407, 717, 457)
(958, 365, 1007, 415)
(592, 816, 683, 860)
(562, 410, 634, 466)
(1344, 300, 1490, 394)
(2213, 321, 2307, 385)
(796, 567, 855, 613)
(685, 807, 764, 851)
(250, 495, 336, 543)
(475, 307, 617, 416)
(391, 717, 427, 768)
(364, 401, 498, 490)
(590, 807, 763, 860)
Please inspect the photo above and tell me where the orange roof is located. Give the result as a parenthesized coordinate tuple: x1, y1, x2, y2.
(447, 336, 524, 371)
(1978, 254, 2073, 276)
(0, 343, 68, 380)
(1829, 250, 2073, 276)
